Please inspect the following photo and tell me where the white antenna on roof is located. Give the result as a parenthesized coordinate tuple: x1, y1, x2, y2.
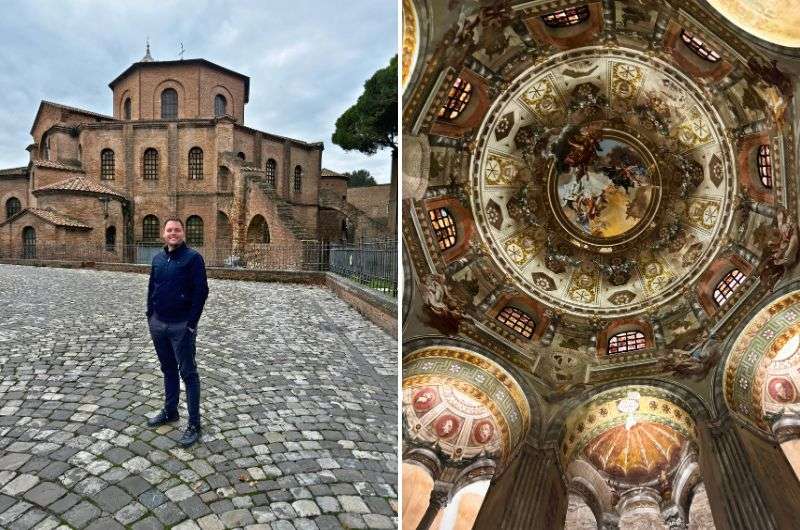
(179, 42, 185, 61)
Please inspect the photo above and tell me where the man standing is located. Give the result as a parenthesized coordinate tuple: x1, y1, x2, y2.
(146, 217, 209, 447)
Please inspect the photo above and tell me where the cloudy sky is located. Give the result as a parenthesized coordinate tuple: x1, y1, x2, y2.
(0, 0, 397, 182)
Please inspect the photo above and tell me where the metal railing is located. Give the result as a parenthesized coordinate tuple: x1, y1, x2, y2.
(0, 239, 398, 297)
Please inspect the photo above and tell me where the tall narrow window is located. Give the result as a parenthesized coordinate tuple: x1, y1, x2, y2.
(124, 97, 131, 120)
(5, 197, 21, 220)
(714, 269, 746, 306)
(186, 215, 204, 246)
(101, 149, 115, 180)
(758, 145, 772, 188)
(105, 226, 116, 252)
(680, 30, 721, 62)
(429, 207, 456, 250)
(22, 226, 36, 259)
(161, 88, 178, 119)
(294, 165, 302, 192)
(214, 94, 227, 117)
(496, 306, 535, 339)
(265, 159, 277, 188)
(437, 77, 472, 120)
(608, 331, 647, 355)
(143, 148, 159, 180)
(188, 147, 203, 180)
(142, 215, 160, 241)
(541, 5, 590, 27)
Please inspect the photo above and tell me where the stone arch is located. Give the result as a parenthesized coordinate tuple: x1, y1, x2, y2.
(716, 286, 800, 431)
(211, 84, 236, 118)
(247, 214, 270, 244)
(152, 79, 186, 119)
(119, 88, 133, 119)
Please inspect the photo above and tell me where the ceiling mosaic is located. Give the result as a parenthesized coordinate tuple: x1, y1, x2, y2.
(708, 0, 800, 48)
(470, 48, 734, 318)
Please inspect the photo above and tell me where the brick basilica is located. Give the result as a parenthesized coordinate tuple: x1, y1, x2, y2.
(0, 47, 388, 262)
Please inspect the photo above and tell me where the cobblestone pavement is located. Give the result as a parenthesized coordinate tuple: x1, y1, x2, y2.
(0, 264, 398, 530)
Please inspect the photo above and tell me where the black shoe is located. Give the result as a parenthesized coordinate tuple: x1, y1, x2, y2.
(147, 410, 179, 427)
(179, 424, 201, 447)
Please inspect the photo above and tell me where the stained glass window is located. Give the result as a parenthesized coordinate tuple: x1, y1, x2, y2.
(497, 306, 535, 339)
(680, 30, 721, 62)
(541, 5, 590, 28)
(437, 77, 472, 120)
(714, 269, 746, 306)
(429, 207, 456, 250)
(608, 331, 647, 355)
(758, 145, 772, 188)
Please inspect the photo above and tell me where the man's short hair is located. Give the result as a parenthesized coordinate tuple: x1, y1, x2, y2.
(164, 217, 184, 228)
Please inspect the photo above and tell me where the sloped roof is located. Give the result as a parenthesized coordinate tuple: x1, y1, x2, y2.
(30, 100, 116, 135)
(109, 58, 250, 103)
(0, 167, 28, 177)
(0, 207, 91, 229)
(321, 168, 349, 179)
(33, 176, 126, 200)
(32, 159, 84, 172)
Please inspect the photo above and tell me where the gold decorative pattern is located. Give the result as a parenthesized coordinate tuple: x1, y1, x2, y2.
(638, 252, 674, 295)
(567, 264, 600, 304)
(484, 153, 526, 186)
(502, 226, 546, 266)
(610, 62, 644, 102)
(402, 0, 418, 88)
(520, 77, 562, 120)
(686, 198, 721, 232)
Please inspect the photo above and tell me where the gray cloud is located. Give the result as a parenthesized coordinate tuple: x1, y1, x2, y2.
(0, 0, 397, 182)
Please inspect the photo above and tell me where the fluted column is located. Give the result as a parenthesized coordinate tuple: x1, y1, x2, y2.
(696, 413, 800, 529)
(472, 444, 567, 529)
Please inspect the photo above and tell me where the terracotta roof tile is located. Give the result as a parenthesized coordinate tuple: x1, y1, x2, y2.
(321, 168, 349, 179)
(0, 166, 27, 176)
(33, 159, 84, 171)
(0, 207, 91, 229)
(34, 176, 126, 200)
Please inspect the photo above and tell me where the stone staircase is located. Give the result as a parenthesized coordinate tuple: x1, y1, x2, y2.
(254, 178, 317, 241)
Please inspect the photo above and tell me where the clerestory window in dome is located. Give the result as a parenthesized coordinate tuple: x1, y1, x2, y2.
(758, 145, 772, 188)
(608, 331, 646, 355)
(429, 207, 456, 250)
(161, 88, 178, 119)
(437, 77, 472, 121)
(497, 306, 536, 339)
(714, 269, 746, 306)
(541, 5, 590, 28)
(680, 30, 721, 63)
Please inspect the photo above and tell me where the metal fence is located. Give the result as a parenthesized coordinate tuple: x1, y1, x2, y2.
(0, 239, 398, 297)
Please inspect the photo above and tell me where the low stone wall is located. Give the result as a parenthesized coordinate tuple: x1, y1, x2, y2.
(0, 258, 397, 337)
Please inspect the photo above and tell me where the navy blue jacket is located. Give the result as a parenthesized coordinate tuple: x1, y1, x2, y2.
(146, 242, 209, 329)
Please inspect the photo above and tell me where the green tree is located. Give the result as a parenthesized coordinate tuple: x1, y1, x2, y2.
(333, 56, 398, 232)
(346, 169, 378, 188)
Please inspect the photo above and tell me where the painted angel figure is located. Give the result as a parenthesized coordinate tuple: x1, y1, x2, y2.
(771, 207, 799, 267)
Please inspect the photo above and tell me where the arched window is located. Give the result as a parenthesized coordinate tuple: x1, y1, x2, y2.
(437, 77, 472, 120)
(101, 149, 115, 180)
(758, 145, 772, 188)
(22, 226, 36, 259)
(265, 159, 277, 188)
(680, 30, 721, 62)
(105, 226, 116, 252)
(541, 5, 590, 27)
(5, 197, 21, 220)
(124, 97, 131, 120)
(186, 215, 204, 247)
(218, 166, 231, 191)
(161, 88, 178, 119)
(496, 306, 535, 339)
(608, 331, 646, 355)
(294, 165, 302, 192)
(188, 147, 203, 180)
(429, 207, 456, 250)
(142, 215, 160, 241)
(714, 269, 746, 306)
(143, 148, 159, 180)
(214, 94, 227, 117)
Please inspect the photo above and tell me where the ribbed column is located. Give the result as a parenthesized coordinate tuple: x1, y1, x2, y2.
(697, 414, 800, 529)
(472, 444, 567, 530)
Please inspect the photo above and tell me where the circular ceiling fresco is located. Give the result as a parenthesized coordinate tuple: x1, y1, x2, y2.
(708, 0, 800, 48)
(470, 47, 735, 318)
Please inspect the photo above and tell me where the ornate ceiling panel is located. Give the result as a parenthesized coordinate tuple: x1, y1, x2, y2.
(708, 0, 800, 48)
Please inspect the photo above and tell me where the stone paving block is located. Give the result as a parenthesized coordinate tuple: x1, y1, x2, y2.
(337, 496, 370, 514)
(63, 501, 101, 528)
(131, 516, 164, 530)
(85, 517, 125, 530)
(2, 474, 39, 496)
(0, 454, 31, 471)
(93, 485, 133, 513)
(220, 508, 255, 527)
(0, 500, 32, 527)
(115, 501, 148, 525)
(197, 513, 225, 530)
(8, 507, 46, 530)
(23, 482, 66, 507)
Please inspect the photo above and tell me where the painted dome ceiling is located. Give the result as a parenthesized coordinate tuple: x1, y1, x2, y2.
(707, 0, 800, 48)
(471, 47, 733, 317)
(402, 0, 799, 399)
